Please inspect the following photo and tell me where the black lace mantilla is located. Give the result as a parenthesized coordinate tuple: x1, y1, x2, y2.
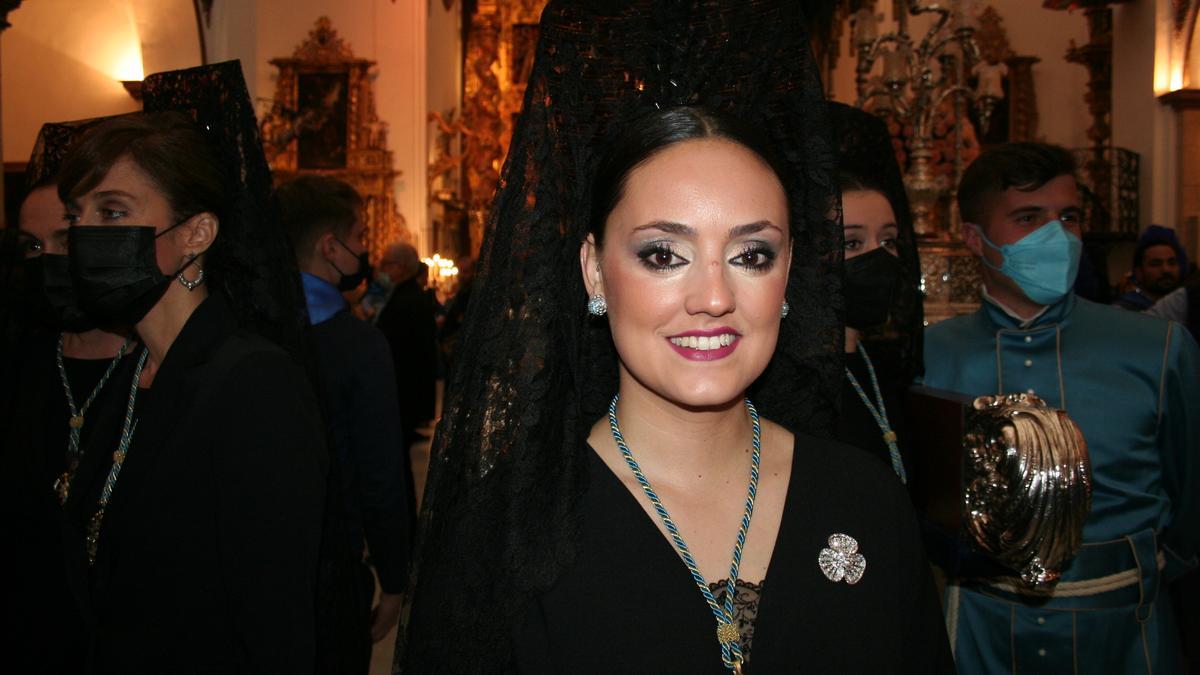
(141, 61, 310, 361)
(397, 1, 842, 672)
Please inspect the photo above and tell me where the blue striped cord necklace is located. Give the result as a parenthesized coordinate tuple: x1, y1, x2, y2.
(53, 333, 133, 505)
(608, 394, 761, 674)
(85, 347, 149, 566)
(844, 342, 907, 482)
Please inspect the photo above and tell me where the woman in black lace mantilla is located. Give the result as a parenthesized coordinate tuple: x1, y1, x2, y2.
(397, 2, 953, 673)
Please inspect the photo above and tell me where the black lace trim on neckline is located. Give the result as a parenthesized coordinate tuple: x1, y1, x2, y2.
(708, 578, 763, 661)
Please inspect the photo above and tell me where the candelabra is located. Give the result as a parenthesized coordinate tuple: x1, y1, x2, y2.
(853, 0, 1001, 237)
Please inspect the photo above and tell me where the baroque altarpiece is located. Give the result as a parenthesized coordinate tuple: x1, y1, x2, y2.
(260, 17, 409, 263)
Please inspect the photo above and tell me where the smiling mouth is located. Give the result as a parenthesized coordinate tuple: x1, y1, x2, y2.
(665, 330, 742, 361)
(667, 333, 738, 351)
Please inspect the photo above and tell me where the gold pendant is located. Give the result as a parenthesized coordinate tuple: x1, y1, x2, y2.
(882, 430, 897, 443)
(53, 473, 70, 505)
(69, 414, 84, 429)
(717, 622, 741, 644)
(85, 509, 105, 566)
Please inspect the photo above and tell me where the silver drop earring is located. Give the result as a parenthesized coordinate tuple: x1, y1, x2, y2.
(587, 294, 608, 316)
(177, 255, 206, 291)
(781, 301, 790, 318)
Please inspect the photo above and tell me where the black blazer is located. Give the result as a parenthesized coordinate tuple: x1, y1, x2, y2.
(310, 309, 412, 593)
(62, 295, 327, 675)
(375, 278, 439, 431)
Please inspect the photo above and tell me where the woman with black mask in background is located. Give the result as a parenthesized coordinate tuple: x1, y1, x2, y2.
(0, 119, 137, 675)
(55, 63, 325, 674)
(829, 103, 924, 485)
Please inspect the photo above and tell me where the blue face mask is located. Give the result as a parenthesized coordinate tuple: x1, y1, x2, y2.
(975, 219, 1082, 306)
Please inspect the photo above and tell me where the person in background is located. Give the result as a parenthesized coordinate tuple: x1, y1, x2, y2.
(56, 63, 326, 673)
(277, 175, 412, 670)
(437, 255, 475, 371)
(828, 102, 923, 485)
(923, 141, 1199, 674)
(1113, 225, 1187, 311)
(1148, 278, 1200, 339)
(2, 164, 136, 673)
(375, 242, 439, 450)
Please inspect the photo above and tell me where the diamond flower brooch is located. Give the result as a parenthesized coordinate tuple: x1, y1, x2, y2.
(818, 533, 866, 584)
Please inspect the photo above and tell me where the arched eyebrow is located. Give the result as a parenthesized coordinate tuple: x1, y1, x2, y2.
(633, 220, 693, 235)
(729, 220, 783, 237)
(632, 220, 783, 237)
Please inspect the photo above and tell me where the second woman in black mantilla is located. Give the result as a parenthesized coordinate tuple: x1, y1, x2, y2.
(56, 63, 326, 674)
(828, 102, 925, 486)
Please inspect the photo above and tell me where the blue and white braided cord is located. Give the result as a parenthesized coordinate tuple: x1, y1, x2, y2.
(844, 342, 908, 483)
(608, 394, 762, 671)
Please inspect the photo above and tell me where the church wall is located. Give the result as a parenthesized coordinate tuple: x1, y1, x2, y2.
(2, 0, 200, 165)
(1108, 0, 1156, 230)
(426, 0, 462, 258)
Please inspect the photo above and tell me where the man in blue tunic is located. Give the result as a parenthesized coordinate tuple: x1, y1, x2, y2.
(923, 142, 1199, 673)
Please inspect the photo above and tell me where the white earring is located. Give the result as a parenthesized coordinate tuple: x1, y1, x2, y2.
(781, 301, 790, 318)
(587, 294, 608, 316)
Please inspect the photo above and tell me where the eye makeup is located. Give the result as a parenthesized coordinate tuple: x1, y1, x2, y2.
(636, 240, 689, 272)
(730, 241, 777, 272)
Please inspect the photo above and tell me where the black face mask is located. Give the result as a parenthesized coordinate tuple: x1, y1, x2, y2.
(68, 223, 198, 328)
(10, 254, 61, 332)
(844, 247, 903, 330)
(333, 238, 373, 291)
(41, 253, 95, 333)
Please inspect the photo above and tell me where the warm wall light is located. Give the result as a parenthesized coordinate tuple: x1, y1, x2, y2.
(113, 43, 145, 82)
(113, 33, 145, 101)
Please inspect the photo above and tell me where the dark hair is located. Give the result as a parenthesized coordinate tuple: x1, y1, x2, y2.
(837, 168, 894, 211)
(57, 111, 228, 227)
(957, 142, 1076, 226)
(274, 175, 363, 259)
(1131, 225, 1184, 269)
(589, 106, 788, 247)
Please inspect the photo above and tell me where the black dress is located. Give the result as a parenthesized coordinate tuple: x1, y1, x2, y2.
(513, 434, 954, 673)
(0, 334, 138, 674)
(838, 349, 913, 483)
(60, 295, 328, 674)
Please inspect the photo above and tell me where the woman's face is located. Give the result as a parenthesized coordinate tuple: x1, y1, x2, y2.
(581, 138, 791, 409)
(18, 185, 64, 256)
(842, 189, 899, 260)
(65, 155, 193, 273)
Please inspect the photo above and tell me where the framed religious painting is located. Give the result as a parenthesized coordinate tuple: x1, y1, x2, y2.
(296, 72, 350, 169)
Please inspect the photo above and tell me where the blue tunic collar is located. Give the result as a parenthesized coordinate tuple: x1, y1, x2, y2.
(301, 272, 348, 325)
(980, 288, 1076, 330)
